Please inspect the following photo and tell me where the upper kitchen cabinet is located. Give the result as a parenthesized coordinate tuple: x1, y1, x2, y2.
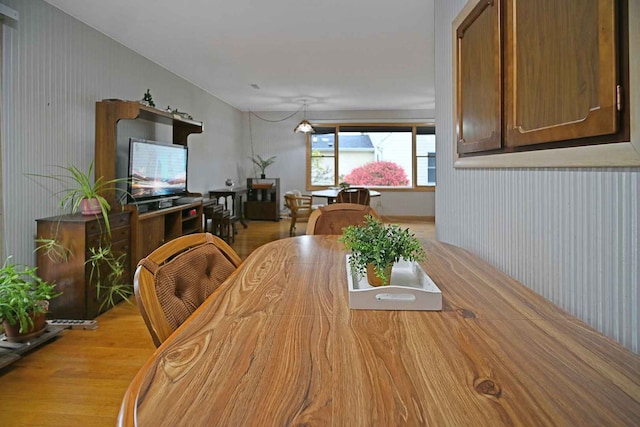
(454, 0, 632, 164)
(456, 0, 502, 154)
(504, 0, 619, 148)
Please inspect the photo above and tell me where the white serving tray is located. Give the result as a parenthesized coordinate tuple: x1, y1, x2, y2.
(346, 255, 442, 311)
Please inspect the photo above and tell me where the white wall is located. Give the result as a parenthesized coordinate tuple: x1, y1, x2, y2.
(241, 109, 436, 218)
(434, 0, 639, 353)
(1, 0, 242, 265)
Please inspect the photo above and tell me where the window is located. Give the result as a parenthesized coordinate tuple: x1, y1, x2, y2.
(416, 127, 436, 186)
(307, 124, 435, 190)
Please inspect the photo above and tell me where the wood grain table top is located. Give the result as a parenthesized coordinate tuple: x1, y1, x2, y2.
(119, 236, 640, 426)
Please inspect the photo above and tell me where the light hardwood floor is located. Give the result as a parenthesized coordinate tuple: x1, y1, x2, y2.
(0, 217, 435, 426)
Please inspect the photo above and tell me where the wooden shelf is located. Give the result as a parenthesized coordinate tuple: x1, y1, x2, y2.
(95, 98, 206, 267)
(94, 99, 203, 204)
(130, 201, 204, 266)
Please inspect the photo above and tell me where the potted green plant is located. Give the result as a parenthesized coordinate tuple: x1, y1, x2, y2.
(249, 155, 277, 178)
(0, 257, 60, 342)
(30, 161, 128, 235)
(340, 215, 426, 286)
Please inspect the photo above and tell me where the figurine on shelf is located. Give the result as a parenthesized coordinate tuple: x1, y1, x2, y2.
(141, 89, 155, 108)
(170, 108, 193, 120)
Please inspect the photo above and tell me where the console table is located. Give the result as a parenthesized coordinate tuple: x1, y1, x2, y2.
(119, 237, 640, 426)
(208, 187, 248, 228)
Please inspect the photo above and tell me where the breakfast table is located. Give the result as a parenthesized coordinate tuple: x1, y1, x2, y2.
(119, 236, 640, 426)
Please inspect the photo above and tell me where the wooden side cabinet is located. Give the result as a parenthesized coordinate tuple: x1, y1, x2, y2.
(245, 178, 280, 221)
(35, 211, 131, 319)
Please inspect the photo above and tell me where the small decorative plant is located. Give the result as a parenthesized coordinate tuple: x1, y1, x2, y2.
(142, 89, 155, 107)
(249, 155, 277, 178)
(340, 215, 426, 286)
(0, 257, 60, 334)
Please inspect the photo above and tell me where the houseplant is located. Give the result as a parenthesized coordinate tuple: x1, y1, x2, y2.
(0, 257, 60, 342)
(340, 215, 426, 286)
(249, 154, 277, 178)
(30, 161, 128, 235)
(87, 245, 132, 311)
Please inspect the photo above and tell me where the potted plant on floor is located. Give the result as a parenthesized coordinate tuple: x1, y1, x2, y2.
(0, 258, 60, 342)
(340, 215, 426, 286)
(249, 154, 277, 179)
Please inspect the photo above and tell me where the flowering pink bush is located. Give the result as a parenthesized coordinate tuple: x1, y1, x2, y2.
(343, 161, 409, 186)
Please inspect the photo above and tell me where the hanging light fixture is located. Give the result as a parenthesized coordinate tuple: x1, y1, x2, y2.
(294, 101, 315, 133)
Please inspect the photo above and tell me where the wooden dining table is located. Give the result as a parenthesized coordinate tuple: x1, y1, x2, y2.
(119, 236, 640, 426)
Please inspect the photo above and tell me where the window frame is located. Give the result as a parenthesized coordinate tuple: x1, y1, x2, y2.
(306, 123, 435, 192)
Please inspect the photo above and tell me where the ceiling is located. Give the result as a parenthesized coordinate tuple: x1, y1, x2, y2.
(44, 0, 435, 112)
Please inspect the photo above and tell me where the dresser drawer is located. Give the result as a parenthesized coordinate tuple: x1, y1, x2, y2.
(86, 212, 130, 238)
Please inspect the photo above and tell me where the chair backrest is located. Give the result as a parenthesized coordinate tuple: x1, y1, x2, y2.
(306, 203, 380, 235)
(336, 187, 371, 205)
(134, 233, 242, 347)
(284, 192, 311, 216)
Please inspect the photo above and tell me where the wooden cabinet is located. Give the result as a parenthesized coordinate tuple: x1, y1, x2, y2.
(94, 99, 205, 266)
(94, 99, 203, 204)
(131, 202, 203, 266)
(456, 0, 628, 155)
(245, 178, 280, 221)
(36, 212, 131, 319)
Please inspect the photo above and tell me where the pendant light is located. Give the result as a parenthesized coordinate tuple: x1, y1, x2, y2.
(294, 101, 315, 133)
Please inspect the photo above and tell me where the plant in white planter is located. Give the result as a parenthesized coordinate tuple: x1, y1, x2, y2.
(340, 215, 426, 286)
(0, 258, 60, 341)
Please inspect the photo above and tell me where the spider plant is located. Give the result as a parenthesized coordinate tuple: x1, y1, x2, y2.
(86, 245, 132, 310)
(29, 161, 129, 236)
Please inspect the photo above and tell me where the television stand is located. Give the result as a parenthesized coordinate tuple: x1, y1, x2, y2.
(129, 200, 204, 266)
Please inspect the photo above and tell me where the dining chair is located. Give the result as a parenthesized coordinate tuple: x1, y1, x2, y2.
(305, 203, 380, 235)
(336, 187, 371, 205)
(134, 232, 242, 347)
(284, 191, 315, 236)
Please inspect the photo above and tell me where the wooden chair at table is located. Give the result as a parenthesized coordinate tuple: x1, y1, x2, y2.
(336, 187, 371, 205)
(284, 190, 318, 236)
(306, 203, 380, 235)
(133, 233, 242, 347)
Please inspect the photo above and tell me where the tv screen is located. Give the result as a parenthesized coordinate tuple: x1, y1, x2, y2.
(128, 138, 188, 202)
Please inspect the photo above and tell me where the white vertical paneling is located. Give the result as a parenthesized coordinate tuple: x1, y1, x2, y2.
(1, 0, 242, 266)
(435, 0, 639, 353)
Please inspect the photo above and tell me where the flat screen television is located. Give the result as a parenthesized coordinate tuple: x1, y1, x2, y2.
(127, 138, 188, 202)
